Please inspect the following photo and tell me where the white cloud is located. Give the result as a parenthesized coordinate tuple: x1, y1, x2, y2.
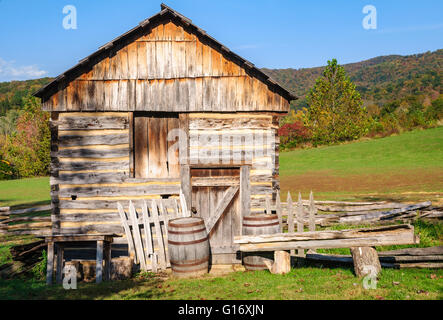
(0, 57, 48, 81)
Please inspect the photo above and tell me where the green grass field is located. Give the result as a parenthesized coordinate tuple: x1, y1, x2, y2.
(0, 127, 442, 300)
(279, 127, 443, 203)
(0, 267, 442, 300)
(0, 176, 50, 208)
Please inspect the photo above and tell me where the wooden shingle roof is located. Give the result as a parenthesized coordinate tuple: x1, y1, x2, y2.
(35, 4, 296, 112)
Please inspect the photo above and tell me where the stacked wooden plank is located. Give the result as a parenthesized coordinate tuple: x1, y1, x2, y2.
(305, 246, 443, 269)
(0, 205, 52, 236)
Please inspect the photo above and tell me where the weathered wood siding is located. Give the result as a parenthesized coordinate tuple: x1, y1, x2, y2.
(50, 112, 181, 243)
(42, 21, 289, 113)
(187, 113, 279, 213)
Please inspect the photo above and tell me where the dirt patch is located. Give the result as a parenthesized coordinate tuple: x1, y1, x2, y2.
(280, 168, 443, 202)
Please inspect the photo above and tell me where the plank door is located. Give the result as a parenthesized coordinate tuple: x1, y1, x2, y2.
(190, 167, 241, 265)
(133, 113, 180, 178)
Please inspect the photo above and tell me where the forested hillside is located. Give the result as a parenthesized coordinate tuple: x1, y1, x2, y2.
(262, 49, 442, 110)
(0, 50, 441, 179)
(0, 78, 52, 116)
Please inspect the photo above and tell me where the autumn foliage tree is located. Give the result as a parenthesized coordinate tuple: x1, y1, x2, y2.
(0, 96, 50, 178)
(305, 59, 372, 145)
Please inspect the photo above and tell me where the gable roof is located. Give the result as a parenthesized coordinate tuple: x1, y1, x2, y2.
(34, 3, 296, 106)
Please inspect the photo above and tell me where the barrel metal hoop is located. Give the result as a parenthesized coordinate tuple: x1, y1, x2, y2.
(243, 216, 278, 221)
(170, 265, 208, 273)
(168, 236, 209, 246)
(168, 220, 205, 228)
(167, 227, 207, 235)
(170, 256, 209, 267)
(243, 222, 279, 227)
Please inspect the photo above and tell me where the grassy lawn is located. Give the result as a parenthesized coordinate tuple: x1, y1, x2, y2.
(279, 127, 443, 203)
(0, 176, 50, 208)
(0, 267, 441, 300)
(0, 127, 442, 300)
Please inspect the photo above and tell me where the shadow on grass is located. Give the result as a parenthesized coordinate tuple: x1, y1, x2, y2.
(0, 275, 168, 300)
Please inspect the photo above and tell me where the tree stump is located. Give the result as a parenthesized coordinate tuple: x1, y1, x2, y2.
(350, 247, 381, 278)
(264, 251, 291, 275)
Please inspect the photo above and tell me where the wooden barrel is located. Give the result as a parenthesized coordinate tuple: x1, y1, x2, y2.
(242, 214, 280, 271)
(167, 217, 210, 278)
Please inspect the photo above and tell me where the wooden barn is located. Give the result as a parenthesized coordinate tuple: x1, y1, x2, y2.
(34, 4, 295, 268)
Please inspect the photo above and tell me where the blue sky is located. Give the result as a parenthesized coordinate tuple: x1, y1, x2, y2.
(0, 0, 442, 81)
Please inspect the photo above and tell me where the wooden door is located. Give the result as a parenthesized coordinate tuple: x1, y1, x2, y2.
(133, 113, 180, 178)
(190, 168, 241, 265)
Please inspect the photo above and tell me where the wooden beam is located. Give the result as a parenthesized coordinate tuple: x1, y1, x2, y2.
(96, 240, 104, 283)
(240, 165, 251, 219)
(46, 242, 54, 286)
(205, 186, 239, 233)
(180, 164, 191, 212)
(235, 225, 418, 252)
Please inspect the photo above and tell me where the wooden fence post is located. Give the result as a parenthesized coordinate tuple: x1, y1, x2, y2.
(276, 192, 283, 232)
(287, 192, 294, 256)
(297, 192, 305, 257)
(309, 191, 316, 232)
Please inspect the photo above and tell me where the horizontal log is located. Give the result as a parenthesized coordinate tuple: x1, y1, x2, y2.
(394, 262, 443, 269)
(305, 253, 443, 267)
(59, 184, 180, 198)
(5, 222, 52, 230)
(54, 116, 129, 130)
(379, 255, 443, 263)
(59, 224, 124, 234)
(0, 207, 10, 212)
(58, 134, 129, 147)
(58, 198, 179, 210)
(189, 117, 273, 130)
(235, 224, 417, 252)
(57, 172, 132, 184)
(377, 246, 443, 256)
(191, 176, 240, 187)
(53, 161, 129, 172)
(235, 224, 414, 243)
(0, 205, 52, 217)
(56, 147, 130, 159)
(3, 229, 52, 236)
(316, 203, 406, 212)
(338, 202, 432, 224)
(1, 216, 51, 224)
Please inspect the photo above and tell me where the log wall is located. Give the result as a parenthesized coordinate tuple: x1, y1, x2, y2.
(187, 113, 279, 213)
(50, 112, 280, 242)
(50, 112, 181, 244)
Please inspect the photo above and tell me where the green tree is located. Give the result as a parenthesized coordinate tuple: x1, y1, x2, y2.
(0, 96, 50, 178)
(305, 59, 371, 145)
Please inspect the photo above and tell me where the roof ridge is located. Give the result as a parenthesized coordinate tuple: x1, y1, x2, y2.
(34, 4, 296, 102)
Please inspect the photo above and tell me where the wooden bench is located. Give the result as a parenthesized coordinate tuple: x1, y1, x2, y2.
(40, 234, 119, 285)
(234, 224, 419, 276)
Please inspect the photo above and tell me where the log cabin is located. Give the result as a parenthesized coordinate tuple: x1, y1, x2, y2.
(34, 4, 296, 266)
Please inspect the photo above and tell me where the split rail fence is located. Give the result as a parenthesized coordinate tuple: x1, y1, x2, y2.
(0, 205, 52, 236)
